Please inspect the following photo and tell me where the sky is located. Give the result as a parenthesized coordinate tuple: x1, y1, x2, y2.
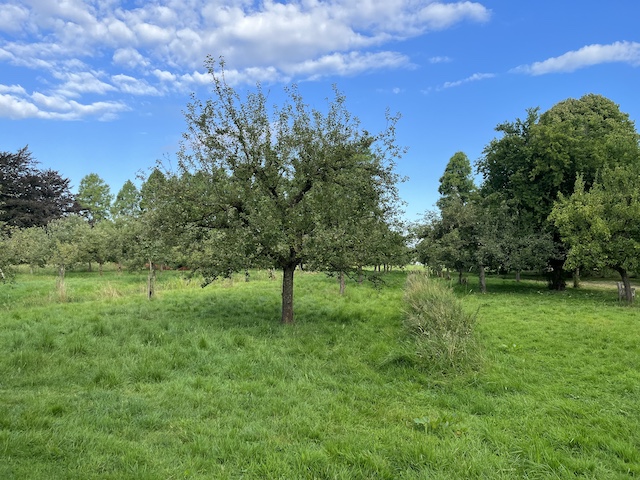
(1, 0, 639, 222)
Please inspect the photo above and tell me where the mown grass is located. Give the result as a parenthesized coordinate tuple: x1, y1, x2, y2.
(0, 269, 638, 479)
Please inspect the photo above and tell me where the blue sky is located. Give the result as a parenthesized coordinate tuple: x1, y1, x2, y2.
(1, 1, 639, 222)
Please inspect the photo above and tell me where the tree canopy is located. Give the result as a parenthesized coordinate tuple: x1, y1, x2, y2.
(77, 173, 113, 225)
(477, 94, 640, 289)
(157, 57, 404, 323)
(0, 147, 77, 230)
(550, 167, 640, 301)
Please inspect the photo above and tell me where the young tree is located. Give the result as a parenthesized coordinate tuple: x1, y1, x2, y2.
(77, 173, 113, 226)
(7, 226, 51, 273)
(417, 152, 477, 284)
(163, 57, 403, 323)
(46, 215, 90, 296)
(550, 168, 640, 302)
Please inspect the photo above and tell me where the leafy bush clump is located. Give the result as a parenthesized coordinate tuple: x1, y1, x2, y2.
(403, 274, 478, 373)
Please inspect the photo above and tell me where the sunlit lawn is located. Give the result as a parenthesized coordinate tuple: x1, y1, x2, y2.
(0, 268, 638, 479)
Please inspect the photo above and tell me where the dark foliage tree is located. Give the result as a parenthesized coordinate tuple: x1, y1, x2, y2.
(0, 147, 77, 230)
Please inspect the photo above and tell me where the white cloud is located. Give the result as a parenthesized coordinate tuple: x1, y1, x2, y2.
(0, 89, 128, 120)
(152, 69, 177, 82)
(441, 72, 494, 89)
(0, 3, 29, 33)
(513, 41, 640, 75)
(112, 74, 162, 95)
(429, 56, 452, 64)
(53, 70, 117, 97)
(286, 51, 413, 80)
(113, 47, 150, 69)
(0, 0, 491, 120)
(417, 1, 490, 31)
(0, 84, 27, 95)
(0, 93, 41, 119)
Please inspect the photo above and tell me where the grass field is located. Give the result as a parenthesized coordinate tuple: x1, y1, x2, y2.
(0, 268, 638, 479)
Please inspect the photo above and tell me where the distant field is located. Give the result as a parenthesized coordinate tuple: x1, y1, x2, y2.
(0, 269, 638, 479)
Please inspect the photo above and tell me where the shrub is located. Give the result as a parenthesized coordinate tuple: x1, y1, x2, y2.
(403, 273, 478, 373)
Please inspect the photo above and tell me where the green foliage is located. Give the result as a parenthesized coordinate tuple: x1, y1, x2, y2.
(403, 274, 478, 373)
(550, 167, 640, 301)
(77, 173, 113, 225)
(5, 226, 50, 271)
(417, 152, 478, 282)
(46, 215, 90, 274)
(162, 57, 403, 322)
(111, 179, 141, 219)
(436, 151, 475, 209)
(477, 94, 640, 289)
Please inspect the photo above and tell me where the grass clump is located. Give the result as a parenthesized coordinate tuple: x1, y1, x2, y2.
(403, 273, 478, 373)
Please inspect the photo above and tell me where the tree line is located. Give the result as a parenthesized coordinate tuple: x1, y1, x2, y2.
(416, 93, 640, 302)
(2, 68, 639, 313)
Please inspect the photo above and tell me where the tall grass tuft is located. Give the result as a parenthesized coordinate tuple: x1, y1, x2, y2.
(403, 273, 479, 373)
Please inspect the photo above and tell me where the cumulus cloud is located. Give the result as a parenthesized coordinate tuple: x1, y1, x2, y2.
(112, 74, 162, 95)
(0, 0, 491, 120)
(513, 41, 640, 75)
(53, 70, 117, 97)
(113, 47, 150, 69)
(0, 85, 129, 120)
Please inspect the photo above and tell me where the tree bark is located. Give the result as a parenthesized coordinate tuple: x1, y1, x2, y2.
(547, 257, 566, 290)
(479, 265, 486, 294)
(616, 267, 634, 303)
(147, 260, 155, 300)
(572, 267, 580, 289)
(515, 270, 521, 282)
(281, 264, 296, 324)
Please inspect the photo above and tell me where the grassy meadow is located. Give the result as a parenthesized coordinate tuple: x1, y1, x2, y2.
(0, 268, 638, 479)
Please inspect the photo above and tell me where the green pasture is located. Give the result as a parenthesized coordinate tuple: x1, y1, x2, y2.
(0, 269, 638, 479)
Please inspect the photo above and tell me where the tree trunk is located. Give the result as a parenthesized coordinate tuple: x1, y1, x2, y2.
(88, 261, 92, 272)
(339, 271, 346, 295)
(547, 258, 566, 290)
(57, 265, 66, 300)
(357, 266, 363, 284)
(99, 262, 104, 276)
(573, 267, 580, 289)
(245, 269, 250, 282)
(281, 264, 296, 324)
(147, 260, 155, 300)
(458, 269, 464, 285)
(479, 265, 486, 294)
(515, 270, 521, 282)
(616, 267, 634, 303)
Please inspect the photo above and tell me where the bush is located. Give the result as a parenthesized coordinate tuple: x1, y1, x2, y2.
(403, 273, 478, 373)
